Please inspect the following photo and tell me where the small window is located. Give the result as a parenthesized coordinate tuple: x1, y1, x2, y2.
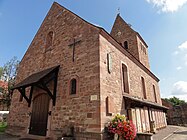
(140, 42, 143, 50)
(106, 96, 113, 116)
(70, 78, 77, 95)
(107, 53, 112, 73)
(122, 64, 129, 93)
(140, 42, 147, 54)
(124, 41, 128, 49)
(153, 85, 157, 103)
(144, 47, 147, 54)
(46, 31, 53, 48)
(141, 77, 146, 99)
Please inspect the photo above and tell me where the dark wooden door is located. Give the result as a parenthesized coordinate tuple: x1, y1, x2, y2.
(29, 93, 50, 136)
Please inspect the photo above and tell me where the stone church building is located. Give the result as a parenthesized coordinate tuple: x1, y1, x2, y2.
(7, 2, 167, 139)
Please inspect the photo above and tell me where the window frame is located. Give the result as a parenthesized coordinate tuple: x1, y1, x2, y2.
(122, 63, 129, 93)
(70, 78, 77, 95)
(124, 41, 128, 49)
(45, 31, 54, 51)
(141, 76, 147, 99)
(153, 85, 157, 103)
(68, 75, 79, 96)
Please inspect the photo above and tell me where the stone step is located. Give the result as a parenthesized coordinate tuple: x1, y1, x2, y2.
(5, 126, 25, 137)
(19, 134, 52, 140)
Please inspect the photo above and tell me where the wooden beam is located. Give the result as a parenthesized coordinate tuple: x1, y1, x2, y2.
(37, 68, 59, 106)
(43, 76, 55, 85)
(40, 83, 53, 99)
(13, 66, 60, 107)
(18, 87, 29, 103)
(52, 70, 59, 106)
(28, 86, 34, 107)
(35, 83, 54, 104)
(35, 84, 46, 91)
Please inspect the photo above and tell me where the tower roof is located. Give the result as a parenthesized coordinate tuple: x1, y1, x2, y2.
(111, 14, 148, 48)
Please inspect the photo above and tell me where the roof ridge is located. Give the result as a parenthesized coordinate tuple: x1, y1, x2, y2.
(53, 2, 101, 29)
(53, 2, 157, 81)
(113, 14, 149, 47)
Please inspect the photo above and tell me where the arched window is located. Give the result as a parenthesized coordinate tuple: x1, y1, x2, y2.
(70, 78, 77, 95)
(153, 85, 157, 103)
(46, 31, 53, 48)
(124, 41, 128, 49)
(141, 77, 147, 99)
(122, 64, 129, 93)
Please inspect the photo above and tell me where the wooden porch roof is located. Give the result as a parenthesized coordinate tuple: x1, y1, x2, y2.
(123, 94, 168, 111)
(12, 65, 60, 90)
(12, 65, 60, 107)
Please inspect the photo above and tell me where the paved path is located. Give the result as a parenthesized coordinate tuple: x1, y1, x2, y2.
(0, 133, 19, 140)
(153, 125, 187, 140)
(153, 125, 179, 140)
(165, 126, 187, 140)
(1, 125, 187, 140)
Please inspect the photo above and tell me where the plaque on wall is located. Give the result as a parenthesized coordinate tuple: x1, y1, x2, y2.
(90, 95, 98, 101)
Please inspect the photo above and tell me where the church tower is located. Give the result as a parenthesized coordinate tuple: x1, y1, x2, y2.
(111, 14, 150, 69)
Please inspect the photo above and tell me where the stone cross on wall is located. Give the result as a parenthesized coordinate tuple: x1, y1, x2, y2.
(68, 38, 81, 62)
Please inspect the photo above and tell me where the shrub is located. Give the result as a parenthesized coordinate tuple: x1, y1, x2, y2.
(0, 121, 7, 132)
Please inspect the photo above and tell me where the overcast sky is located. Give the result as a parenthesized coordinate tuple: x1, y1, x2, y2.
(0, 0, 187, 100)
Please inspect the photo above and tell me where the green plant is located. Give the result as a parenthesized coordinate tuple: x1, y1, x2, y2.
(0, 121, 7, 132)
(164, 96, 186, 106)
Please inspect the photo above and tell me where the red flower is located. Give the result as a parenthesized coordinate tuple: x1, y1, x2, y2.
(107, 114, 136, 140)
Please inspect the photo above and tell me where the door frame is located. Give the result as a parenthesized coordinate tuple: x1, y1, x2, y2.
(27, 92, 52, 137)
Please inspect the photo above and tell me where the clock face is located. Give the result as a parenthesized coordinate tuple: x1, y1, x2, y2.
(117, 31, 121, 36)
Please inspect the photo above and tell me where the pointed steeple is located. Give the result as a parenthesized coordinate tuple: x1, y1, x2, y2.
(110, 14, 139, 59)
(110, 15, 150, 69)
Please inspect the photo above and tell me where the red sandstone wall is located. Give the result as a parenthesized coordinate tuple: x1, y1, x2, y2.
(110, 15, 150, 69)
(7, 2, 164, 139)
(111, 15, 139, 61)
(8, 2, 101, 138)
(99, 34, 162, 130)
(137, 36, 150, 69)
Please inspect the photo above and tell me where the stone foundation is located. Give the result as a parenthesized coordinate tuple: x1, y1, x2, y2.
(135, 133, 153, 140)
(54, 131, 102, 140)
(74, 132, 102, 140)
(5, 125, 26, 137)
